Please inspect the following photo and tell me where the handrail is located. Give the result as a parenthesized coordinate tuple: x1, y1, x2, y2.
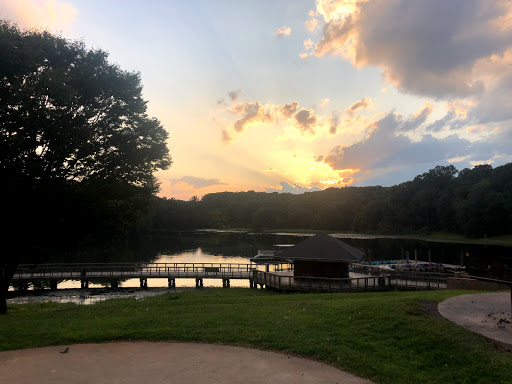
(252, 270, 447, 292)
(13, 262, 257, 281)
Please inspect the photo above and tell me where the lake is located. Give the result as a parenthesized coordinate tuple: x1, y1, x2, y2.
(17, 230, 512, 287)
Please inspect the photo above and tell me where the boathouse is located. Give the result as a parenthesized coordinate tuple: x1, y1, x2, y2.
(276, 233, 364, 278)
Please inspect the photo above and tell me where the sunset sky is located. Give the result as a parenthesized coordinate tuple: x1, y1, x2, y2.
(2, 0, 512, 200)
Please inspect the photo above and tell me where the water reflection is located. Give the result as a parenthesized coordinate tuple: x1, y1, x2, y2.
(10, 231, 512, 305)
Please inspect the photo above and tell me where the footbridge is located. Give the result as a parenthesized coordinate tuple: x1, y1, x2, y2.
(12, 262, 257, 289)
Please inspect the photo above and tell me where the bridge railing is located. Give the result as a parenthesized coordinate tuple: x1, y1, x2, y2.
(252, 270, 390, 292)
(252, 270, 447, 292)
(14, 263, 256, 280)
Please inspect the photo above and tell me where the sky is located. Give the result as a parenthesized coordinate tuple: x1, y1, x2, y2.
(2, 0, 512, 200)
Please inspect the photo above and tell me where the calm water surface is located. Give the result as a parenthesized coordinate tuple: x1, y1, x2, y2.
(10, 231, 511, 304)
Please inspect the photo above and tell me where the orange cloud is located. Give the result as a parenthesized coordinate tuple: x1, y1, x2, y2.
(274, 26, 291, 38)
(312, 0, 512, 98)
(345, 97, 372, 117)
(0, 0, 77, 31)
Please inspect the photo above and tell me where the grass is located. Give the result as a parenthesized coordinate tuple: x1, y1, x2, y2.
(2, 289, 512, 383)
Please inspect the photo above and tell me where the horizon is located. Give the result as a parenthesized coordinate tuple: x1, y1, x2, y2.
(2, 0, 512, 200)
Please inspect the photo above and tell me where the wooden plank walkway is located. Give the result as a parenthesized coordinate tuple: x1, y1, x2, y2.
(13, 263, 254, 280)
(252, 270, 447, 292)
(12, 263, 256, 289)
(12, 263, 447, 291)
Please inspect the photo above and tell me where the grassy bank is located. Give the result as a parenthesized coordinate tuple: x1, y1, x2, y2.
(2, 289, 511, 384)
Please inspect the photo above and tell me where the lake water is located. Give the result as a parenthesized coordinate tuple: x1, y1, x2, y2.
(9, 230, 512, 304)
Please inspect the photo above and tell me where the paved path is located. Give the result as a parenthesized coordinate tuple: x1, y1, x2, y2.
(438, 292, 512, 346)
(0, 342, 373, 384)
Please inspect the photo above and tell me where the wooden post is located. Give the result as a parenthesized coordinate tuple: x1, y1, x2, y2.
(406, 251, 410, 263)
(428, 250, 431, 263)
(414, 249, 418, 264)
(168, 278, 175, 288)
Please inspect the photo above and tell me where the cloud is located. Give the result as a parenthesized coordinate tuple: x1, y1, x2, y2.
(319, 109, 512, 186)
(221, 129, 232, 144)
(171, 176, 227, 189)
(0, 0, 77, 31)
(400, 103, 433, 132)
(280, 102, 299, 117)
(294, 108, 318, 134)
(266, 181, 322, 194)
(319, 98, 330, 107)
(329, 114, 340, 135)
(426, 110, 457, 133)
(221, 97, 322, 139)
(303, 38, 314, 50)
(274, 26, 291, 38)
(468, 71, 512, 124)
(228, 89, 242, 102)
(305, 17, 319, 32)
(313, 0, 512, 98)
(232, 101, 273, 133)
(345, 97, 371, 117)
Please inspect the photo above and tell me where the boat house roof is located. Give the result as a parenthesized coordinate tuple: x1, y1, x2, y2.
(276, 233, 365, 262)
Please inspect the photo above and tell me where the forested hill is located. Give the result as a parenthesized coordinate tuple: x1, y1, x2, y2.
(148, 163, 512, 237)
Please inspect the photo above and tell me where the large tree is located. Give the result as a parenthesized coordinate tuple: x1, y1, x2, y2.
(0, 21, 171, 313)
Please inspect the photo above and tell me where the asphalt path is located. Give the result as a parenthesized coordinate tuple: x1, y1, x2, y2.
(438, 292, 512, 346)
(0, 342, 374, 384)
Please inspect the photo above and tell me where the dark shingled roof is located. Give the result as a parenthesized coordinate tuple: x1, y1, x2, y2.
(276, 233, 365, 262)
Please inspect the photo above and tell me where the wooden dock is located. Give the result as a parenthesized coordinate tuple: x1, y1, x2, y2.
(252, 270, 447, 292)
(12, 262, 448, 291)
(12, 263, 256, 289)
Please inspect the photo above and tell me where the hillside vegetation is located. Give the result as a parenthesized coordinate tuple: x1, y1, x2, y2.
(149, 163, 512, 238)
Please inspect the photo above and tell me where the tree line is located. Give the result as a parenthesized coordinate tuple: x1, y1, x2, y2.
(147, 163, 512, 238)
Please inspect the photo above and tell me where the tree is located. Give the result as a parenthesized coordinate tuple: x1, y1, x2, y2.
(0, 21, 171, 314)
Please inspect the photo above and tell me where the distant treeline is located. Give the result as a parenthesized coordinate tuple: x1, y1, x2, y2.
(147, 163, 512, 237)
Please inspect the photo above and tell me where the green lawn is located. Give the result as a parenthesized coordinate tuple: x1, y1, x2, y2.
(2, 289, 511, 384)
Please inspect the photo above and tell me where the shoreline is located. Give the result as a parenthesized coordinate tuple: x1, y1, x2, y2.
(197, 228, 512, 247)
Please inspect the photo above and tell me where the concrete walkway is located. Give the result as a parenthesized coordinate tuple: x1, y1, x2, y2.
(0, 342, 373, 384)
(438, 292, 512, 347)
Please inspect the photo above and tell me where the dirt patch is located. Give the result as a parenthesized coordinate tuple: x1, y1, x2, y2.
(418, 300, 444, 319)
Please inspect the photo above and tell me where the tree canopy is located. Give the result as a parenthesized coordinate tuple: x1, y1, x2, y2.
(0, 21, 171, 313)
(0, 21, 171, 191)
(148, 163, 512, 238)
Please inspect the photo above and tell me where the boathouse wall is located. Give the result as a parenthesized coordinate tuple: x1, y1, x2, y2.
(293, 260, 349, 278)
